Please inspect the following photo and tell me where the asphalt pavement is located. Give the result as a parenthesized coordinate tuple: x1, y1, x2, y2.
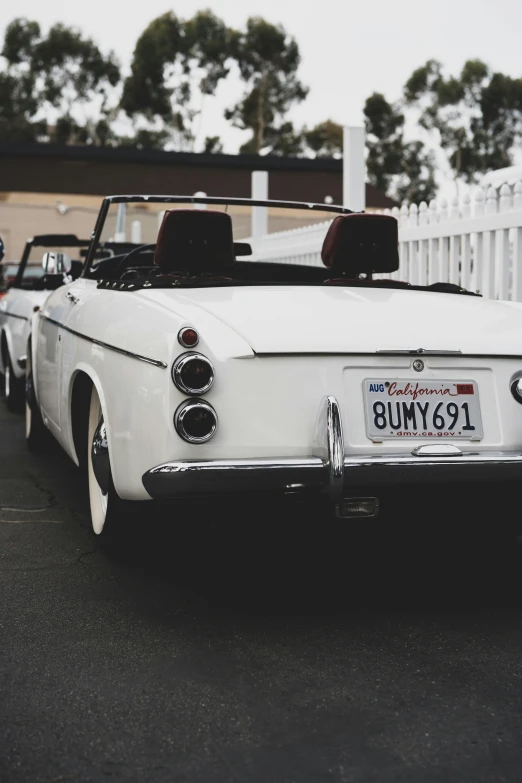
(1, 399, 522, 783)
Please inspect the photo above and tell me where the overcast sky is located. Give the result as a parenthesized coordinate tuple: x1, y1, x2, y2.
(2, 0, 522, 180)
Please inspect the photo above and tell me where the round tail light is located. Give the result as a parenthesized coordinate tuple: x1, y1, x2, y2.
(174, 400, 217, 443)
(512, 378, 522, 403)
(178, 327, 199, 348)
(172, 352, 214, 395)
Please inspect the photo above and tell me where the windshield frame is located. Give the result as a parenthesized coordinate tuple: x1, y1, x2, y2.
(12, 234, 91, 289)
(82, 195, 353, 275)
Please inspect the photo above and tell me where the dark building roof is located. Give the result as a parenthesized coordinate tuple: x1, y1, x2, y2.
(0, 141, 396, 209)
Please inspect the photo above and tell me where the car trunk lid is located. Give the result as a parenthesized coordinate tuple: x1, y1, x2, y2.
(161, 285, 522, 356)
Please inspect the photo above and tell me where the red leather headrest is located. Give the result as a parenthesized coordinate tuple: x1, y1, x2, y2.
(321, 214, 399, 276)
(154, 209, 234, 274)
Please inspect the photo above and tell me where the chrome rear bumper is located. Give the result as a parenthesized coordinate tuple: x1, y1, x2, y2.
(142, 396, 522, 501)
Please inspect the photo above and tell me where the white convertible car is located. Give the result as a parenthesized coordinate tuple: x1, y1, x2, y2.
(26, 195, 522, 538)
(0, 234, 90, 410)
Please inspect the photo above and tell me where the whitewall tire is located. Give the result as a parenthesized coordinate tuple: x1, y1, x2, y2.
(87, 385, 137, 542)
(88, 387, 111, 535)
(3, 350, 24, 412)
(25, 346, 51, 451)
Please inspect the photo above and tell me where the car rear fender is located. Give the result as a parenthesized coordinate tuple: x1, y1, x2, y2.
(65, 364, 112, 471)
(0, 325, 14, 374)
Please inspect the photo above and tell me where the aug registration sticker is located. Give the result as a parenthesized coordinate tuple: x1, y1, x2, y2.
(363, 380, 483, 440)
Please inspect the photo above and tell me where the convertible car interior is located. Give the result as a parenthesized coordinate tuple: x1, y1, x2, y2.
(88, 210, 478, 297)
(12, 236, 142, 292)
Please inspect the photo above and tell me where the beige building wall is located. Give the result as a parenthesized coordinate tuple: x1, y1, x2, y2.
(0, 191, 343, 261)
(0, 193, 102, 261)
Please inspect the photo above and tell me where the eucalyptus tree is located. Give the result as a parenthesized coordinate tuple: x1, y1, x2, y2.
(121, 10, 236, 149)
(303, 120, 343, 157)
(225, 17, 308, 154)
(364, 91, 436, 204)
(404, 59, 522, 182)
(0, 17, 120, 144)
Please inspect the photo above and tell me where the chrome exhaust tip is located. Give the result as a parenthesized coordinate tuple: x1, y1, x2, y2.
(336, 497, 379, 519)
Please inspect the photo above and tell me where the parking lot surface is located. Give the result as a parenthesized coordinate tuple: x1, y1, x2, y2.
(1, 401, 522, 782)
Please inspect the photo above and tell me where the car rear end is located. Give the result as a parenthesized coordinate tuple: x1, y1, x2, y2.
(141, 344, 522, 518)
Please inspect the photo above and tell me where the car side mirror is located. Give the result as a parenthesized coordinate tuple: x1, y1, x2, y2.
(42, 252, 72, 275)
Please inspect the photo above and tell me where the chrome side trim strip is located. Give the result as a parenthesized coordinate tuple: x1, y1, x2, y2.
(39, 314, 167, 369)
(1, 311, 29, 322)
(376, 349, 462, 355)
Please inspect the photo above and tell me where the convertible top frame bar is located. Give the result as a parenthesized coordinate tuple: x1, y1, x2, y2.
(82, 194, 354, 274)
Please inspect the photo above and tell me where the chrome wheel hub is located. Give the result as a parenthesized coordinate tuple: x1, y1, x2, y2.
(91, 418, 110, 496)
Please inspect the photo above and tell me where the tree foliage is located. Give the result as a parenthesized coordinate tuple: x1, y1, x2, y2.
(303, 120, 343, 157)
(121, 10, 235, 149)
(0, 17, 120, 144)
(203, 135, 223, 154)
(404, 59, 522, 182)
(4, 9, 522, 213)
(225, 17, 308, 154)
(364, 92, 436, 204)
(0, 19, 42, 141)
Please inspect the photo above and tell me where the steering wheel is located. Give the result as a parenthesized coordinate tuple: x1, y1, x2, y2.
(115, 243, 156, 272)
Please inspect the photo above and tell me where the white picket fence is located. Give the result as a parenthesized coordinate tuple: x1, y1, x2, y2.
(249, 182, 522, 302)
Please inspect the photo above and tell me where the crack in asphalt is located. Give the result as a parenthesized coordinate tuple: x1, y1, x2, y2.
(76, 547, 125, 590)
(77, 548, 97, 565)
(26, 473, 58, 509)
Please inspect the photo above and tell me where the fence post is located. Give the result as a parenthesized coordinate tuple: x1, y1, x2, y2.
(251, 171, 268, 248)
(461, 193, 472, 289)
(498, 184, 511, 299)
(428, 200, 438, 285)
(408, 204, 418, 284)
(343, 126, 365, 211)
(392, 206, 400, 279)
(482, 186, 497, 298)
(513, 181, 522, 301)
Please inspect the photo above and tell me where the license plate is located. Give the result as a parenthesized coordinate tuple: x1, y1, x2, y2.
(363, 380, 483, 440)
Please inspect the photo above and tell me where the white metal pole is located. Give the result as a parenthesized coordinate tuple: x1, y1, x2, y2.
(252, 171, 268, 246)
(193, 190, 207, 209)
(131, 220, 142, 244)
(343, 126, 365, 211)
(115, 203, 127, 241)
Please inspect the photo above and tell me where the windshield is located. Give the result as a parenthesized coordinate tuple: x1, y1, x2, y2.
(82, 196, 348, 289)
(21, 265, 45, 282)
(97, 200, 339, 248)
(3, 264, 19, 277)
(0, 264, 19, 288)
(83, 196, 475, 297)
(13, 241, 91, 289)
